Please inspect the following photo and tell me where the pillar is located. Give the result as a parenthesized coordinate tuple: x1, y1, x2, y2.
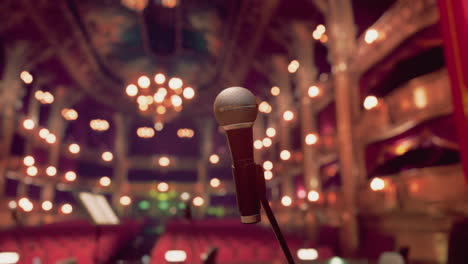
(292, 22, 321, 191)
(111, 113, 130, 214)
(196, 118, 214, 217)
(327, 0, 360, 255)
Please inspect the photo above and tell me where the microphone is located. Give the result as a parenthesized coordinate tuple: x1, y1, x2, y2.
(213, 87, 261, 224)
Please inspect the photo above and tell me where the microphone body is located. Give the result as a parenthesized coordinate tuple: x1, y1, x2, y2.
(213, 87, 261, 224)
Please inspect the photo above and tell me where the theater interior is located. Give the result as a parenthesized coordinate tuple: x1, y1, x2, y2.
(1, 0, 468, 263)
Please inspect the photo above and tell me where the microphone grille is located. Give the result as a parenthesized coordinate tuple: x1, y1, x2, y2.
(213, 87, 258, 128)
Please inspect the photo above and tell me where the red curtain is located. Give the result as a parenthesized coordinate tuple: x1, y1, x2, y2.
(438, 0, 468, 182)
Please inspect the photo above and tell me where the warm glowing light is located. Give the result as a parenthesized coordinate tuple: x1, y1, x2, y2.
(23, 119, 35, 130)
(155, 105, 166, 115)
(307, 190, 320, 202)
(370, 177, 385, 191)
(99, 176, 112, 187)
(137, 127, 155, 138)
(154, 122, 164, 131)
(26, 166, 38, 177)
(157, 87, 168, 97)
(42, 201, 53, 211)
(35, 90, 44, 101)
(120, 195, 132, 206)
(157, 182, 169, 192)
(42, 92, 54, 104)
(138, 75, 151, 88)
(305, 133, 318, 145)
(183, 87, 195, 99)
(308, 85, 320, 98)
(297, 248, 318, 260)
(266, 127, 276, 137)
(8, 200, 17, 209)
(45, 133, 56, 144)
(20, 70, 33, 84)
(271, 86, 280, 96)
(137, 95, 148, 105)
(0, 252, 20, 264)
(68, 143, 80, 154)
(316, 24, 326, 34)
(19, 197, 33, 212)
(280, 150, 291, 160)
(209, 154, 220, 164)
(65, 171, 77, 182)
(177, 128, 195, 138)
(46, 166, 57, 177)
(126, 84, 138, 96)
(288, 60, 300, 73)
(165, 250, 187, 262)
(262, 137, 272, 147)
(329, 257, 345, 264)
(170, 95, 183, 107)
(101, 151, 113, 162)
(154, 73, 166, 84)
(281, 196, 292, 207)
(23, 156, 35, 166)
(365, 29, 379, 44)
(161, 0, 178, 8)
(180, 192, 191, 201)
(193, 196, 204, 207)
(159, 156, 170, 167)
(414, 87, 428, 109)
(264, 171, 273, 180)
(320, 34, 328, 43)
(61, 108, 78, 121)
(254, 140, 263, 150)
(210, 178, 221, 188)
(263, 161, 273, 171)
(283, 110, 294, 121)
(139, 103, 149, 111)
(258, 101, 272, 113)
(90, 119, 110, 131)
(168, 77, 183, 90)
(121, 0, 148, 11)
(363, 95, 379, 110)
(154, 92, 165, 103)
(61, 203, 73, 214)
(39, 128, 49, 138)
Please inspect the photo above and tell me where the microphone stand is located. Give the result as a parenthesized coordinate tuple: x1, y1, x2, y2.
(254, 165, 295, 264)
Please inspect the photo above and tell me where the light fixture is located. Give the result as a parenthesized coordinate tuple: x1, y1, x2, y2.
(46, 166, 57, 177)
(264, 171, 273, 180)
(283, 110, 294, 121)
(154, 122, 164, 131)
(156, 105, 166, 114)
(68, 143, 80, 154)
(297, 248, 318, 261)
(39, 128, 49, 139)
(305, 133, 318, 145)
(41, 92, 54, 104)
(209, 154, 220, 164)
(288, 60, 300, 73)
(22, 119, 35, 130)
(19, 197, 33, 212)
(168, 77, 183, 90)
(126, 84, 138, 97)
(262, 137, 272, 147)
(61, 108, 78, 121)
(192, 196, 204, 207)
(281, 195, 292, 207)
(254, 140, 263, 150)
(210, 178, 221, 188)
(137, 127, 155, 138)
(42, 201, 53, 211)
(180, 192, 191, 201)
(263, 161, 273, 171)
(61, 203, 73, 214)
(271, 86, 280, 96)
(280, 150, 291, 161)
(138, 75, 151, 88)
(20, 70, 33, 84)
(258, 101, 272, 113)
(182, 87, 195, 99)
(154, 73, 166, 84)
(159, 156, 170, 167)
(120, 195, 132, 206)
(101, 151, 113, 162)
(99, 176, 112, 187)
(266, 127, 276, 137)
(90, 119, 110, 131)
(308, 86, 320, 98)
(164, 250, 187, 263)
(45, 133, 56, 144)
(157, 182, 169, 192)
(370, 177, 385, 191)
(364, 29, 379, 44)
(177, 128, 195, 138)
(170, 95, 182, 107)
(26, 166, 38, 177)
(23, 156, 35, 166)
(8, 200, 17, 210)
(307, 190, 320, 202)
(363, 95, 379, 110)
(64, 171, 77, 182)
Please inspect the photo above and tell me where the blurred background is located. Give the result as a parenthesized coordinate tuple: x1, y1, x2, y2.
(0, 0, 467, 263)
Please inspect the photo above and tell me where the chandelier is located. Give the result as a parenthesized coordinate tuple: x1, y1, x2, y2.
(125, 73, 195, 123)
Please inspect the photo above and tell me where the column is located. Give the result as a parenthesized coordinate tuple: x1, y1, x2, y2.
(111, 113, 130, 214)
(327, 0, 360, 255)
(270, 55, 294, 198)
(196, 118, 214, 217)
(292, 22, 321, 191)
